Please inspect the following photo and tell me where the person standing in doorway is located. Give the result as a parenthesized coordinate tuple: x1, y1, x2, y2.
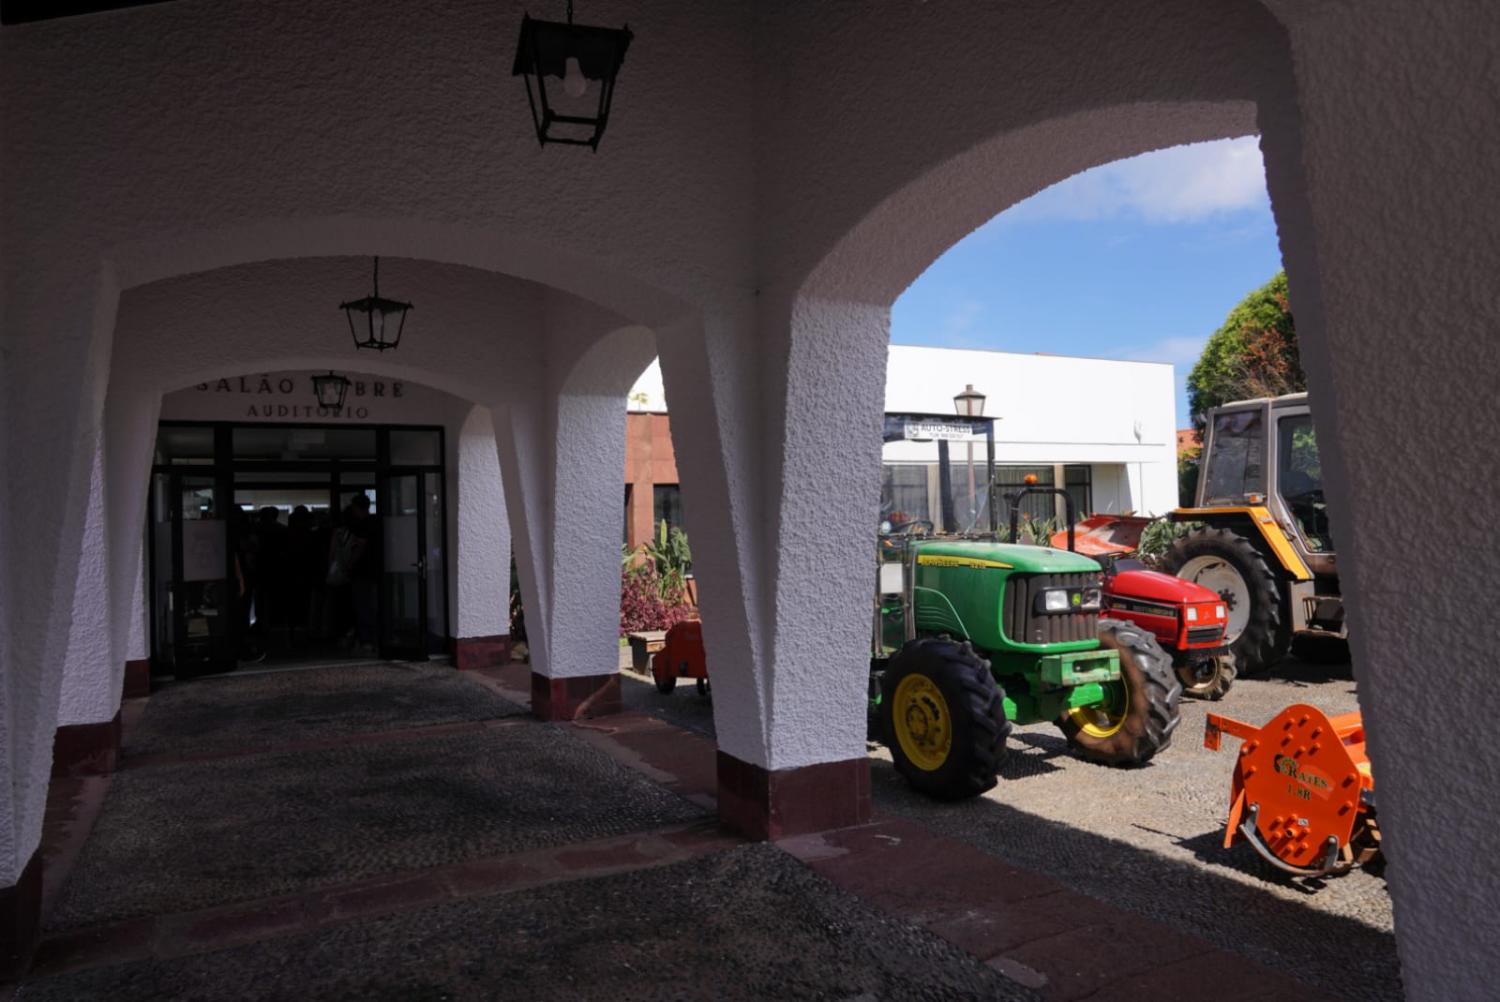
(343, 493, 381, 657)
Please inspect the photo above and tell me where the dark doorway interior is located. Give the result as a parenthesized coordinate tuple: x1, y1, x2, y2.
(148, 422, 448, 678)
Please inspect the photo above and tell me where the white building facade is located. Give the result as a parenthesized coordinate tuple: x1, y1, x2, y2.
(879, 346, 1178, 523)
(632, 345, 1180, 529)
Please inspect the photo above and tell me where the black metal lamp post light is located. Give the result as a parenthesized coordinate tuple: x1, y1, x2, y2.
(954, 384, 987, 530)
(312, 371, 352, 410)
(953, 384, 986, 418)
(340, 257, 413, 352)
(513, 1, 633, 150)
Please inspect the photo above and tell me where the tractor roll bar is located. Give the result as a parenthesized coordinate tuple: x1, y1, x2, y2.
(1005, 487, 1076, 551)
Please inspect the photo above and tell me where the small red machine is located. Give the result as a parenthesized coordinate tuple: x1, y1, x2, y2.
(1206, 704, 1380, 877)
(1051, 518, 1234, 699)
(650, 620, 710, 696)
(1102, 565, 1233, 699)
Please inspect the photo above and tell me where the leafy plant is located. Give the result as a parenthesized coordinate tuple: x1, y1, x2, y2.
(1178, 451, 1201, 507)
(639, 522, 693, 605)
(1187, 271, 1305, 428)
(1136, 518, 1199, 566)
(509, 554, 526, 643)
(619, 566, 696, 635)
(1012, 514, 1060, 547)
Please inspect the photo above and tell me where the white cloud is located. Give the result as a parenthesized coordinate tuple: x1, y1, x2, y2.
(1121, 334, 1209, 367)
(942, 298, 985, 337)
(1002, 137, 1270, 225)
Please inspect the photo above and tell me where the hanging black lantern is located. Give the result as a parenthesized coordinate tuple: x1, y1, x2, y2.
(513, 2, 632, 150)
(339, 257, 413, 352)
(312, 371, 352, 410)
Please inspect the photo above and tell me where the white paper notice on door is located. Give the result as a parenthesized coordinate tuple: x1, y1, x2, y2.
(182, 520, 227, 581)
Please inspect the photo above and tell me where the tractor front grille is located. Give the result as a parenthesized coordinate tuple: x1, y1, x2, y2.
(1004, 572, 1100, 645)
(1187, 625, 1225, 645)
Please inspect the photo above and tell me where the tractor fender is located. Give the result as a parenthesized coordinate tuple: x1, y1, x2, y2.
(1169, 506, 1312, 582)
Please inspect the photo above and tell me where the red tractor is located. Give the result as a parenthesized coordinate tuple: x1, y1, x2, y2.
(1049, 513, 1236, 699)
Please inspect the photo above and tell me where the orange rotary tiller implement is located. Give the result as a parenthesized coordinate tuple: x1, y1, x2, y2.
(1205, 704, 1380, 877)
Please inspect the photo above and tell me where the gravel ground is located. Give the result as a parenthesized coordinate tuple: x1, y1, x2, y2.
(124, 661, 525, 759)
(629, 651, 1399, 1002)
(23, 845, 1036, 1002)
(52, 722, 705, 931)
(870, 655, 1399, 1002)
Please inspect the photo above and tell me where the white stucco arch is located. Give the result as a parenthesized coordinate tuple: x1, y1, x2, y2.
(797, 101, 1257, 307)
(72, 254, 667, 738)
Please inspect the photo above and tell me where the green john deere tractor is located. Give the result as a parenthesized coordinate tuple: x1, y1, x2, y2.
(872, 412, 1182, 800)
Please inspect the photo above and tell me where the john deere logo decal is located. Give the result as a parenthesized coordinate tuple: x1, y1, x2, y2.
(916, 554, 1013, 570)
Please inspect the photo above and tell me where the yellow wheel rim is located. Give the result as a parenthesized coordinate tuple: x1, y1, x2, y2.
(893, 674, 952, 772)
(1068, 681, 1129, 738)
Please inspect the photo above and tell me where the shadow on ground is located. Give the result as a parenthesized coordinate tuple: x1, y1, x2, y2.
(25, 845, 1038, 1002)
(870, 756, 1399, 1002)
(124, 662, 526, 759)
(625, 650, 1396, 1001)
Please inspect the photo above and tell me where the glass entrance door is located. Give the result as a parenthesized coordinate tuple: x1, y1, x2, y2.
(379, 469, 447, 659)
(149, 419, 448, 672)
(155, 471, 236, 676)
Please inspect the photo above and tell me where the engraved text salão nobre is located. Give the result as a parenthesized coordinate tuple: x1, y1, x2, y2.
(194, 374, 404, 422)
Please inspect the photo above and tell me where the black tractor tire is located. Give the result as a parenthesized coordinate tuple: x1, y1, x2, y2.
(696, 677, 710, 698)
(1059, 618, 1182, 766)
(880, 637, 1011, 800)
(1163, 527, 1291, 677)
(654, 673, 677, 694)
(1177, 653, 1237, 701)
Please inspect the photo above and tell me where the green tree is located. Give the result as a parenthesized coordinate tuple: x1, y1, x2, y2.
(1186, 271, 1304, 428)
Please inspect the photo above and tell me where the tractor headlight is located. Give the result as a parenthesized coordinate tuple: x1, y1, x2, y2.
(1216, 604, 1227, 619)
(1035, 587, 1101, 614)
(1186, 606, 1199, 622)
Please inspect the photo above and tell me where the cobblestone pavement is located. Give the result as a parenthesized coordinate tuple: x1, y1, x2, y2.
(124, 661, 525, 760)
(22, 845, 1033, 1002)
(630, 653, 1400, 1002)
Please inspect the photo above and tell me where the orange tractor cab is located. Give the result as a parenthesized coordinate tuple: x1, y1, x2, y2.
(1205, 704, 1379, 877)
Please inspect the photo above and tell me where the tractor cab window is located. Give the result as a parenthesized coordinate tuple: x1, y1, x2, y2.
(1201, 409, 1266, 504)
(1276, 414, 1333, 552)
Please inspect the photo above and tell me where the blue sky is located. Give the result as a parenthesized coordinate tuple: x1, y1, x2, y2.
(890, 137, 1285, 428)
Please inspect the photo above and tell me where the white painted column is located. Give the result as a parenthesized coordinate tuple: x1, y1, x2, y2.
(492, 322, 655, 719)
(56, 438, 117, 730)
(452, 405, 511, 669)
(128, 539, 149, 662)
(0, 262, 119, 961)
(657, 292, 888, 837)
(1260, 4, 1500, 997)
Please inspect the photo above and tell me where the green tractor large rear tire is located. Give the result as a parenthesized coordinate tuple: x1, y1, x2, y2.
(1058, 618, 1181, 766)
(880, 637, 1011, 800)
(1163, 527, 1291, 676)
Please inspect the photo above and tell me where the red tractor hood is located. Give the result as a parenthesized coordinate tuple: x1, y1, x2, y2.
(1106, 568, 1220, 605)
